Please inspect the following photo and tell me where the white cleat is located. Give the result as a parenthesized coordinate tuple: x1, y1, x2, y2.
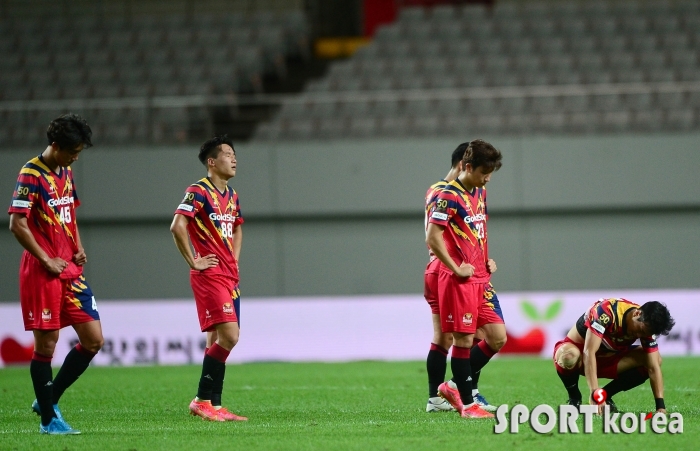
(474, 393, 498, 413)
(426, 397, 456, 412)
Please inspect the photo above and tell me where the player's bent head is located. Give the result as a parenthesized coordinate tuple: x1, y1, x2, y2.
(639, 301, 675, 336)
(451, 142, 469, 168)
(47, 113, 93, 151)
(463, 139, 502, 173)
(198, 134, 235, 166)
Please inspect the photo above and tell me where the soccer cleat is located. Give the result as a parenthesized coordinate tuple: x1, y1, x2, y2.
(216, 407, 248, 421)
(438, 382, 463, 412)
(606, 398, 619, 413)
(426, 397, 456, 412)
(461, 403, 495, 418)
(474, 393, 497, 413)
(567, 398, 582, 407)
(189, 399, 224, 422)
(39, 417, 81, 435)
(31, 399, 64, 421)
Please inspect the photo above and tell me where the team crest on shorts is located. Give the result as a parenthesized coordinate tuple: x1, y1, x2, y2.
(462, 313, 473, 326)
(222, 303, 234, 315)
(41, 309, 51, 322)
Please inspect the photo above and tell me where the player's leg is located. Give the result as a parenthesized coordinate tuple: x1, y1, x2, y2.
(470, 285, 506, 411)
(22, 263, 79, 434)
(436, 276, 492, 417)
(208, 321, 246, 421)
(189, 274, 229, 420)
(470, 323, 504, 411)
(52, 278, 102, 406)
(32, 329, 60, 427)
(553, 340, 583, 405)
(601, 347, 652, 408)
(211, 288, 241, 415)
(426, 312, 454, 412)
(424, 267, 454, 411)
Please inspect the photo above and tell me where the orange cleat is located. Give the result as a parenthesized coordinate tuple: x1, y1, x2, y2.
(438, 382, 463, 412)
(461, 403, 495, 418)
(216, 407, 248, 421)
(189, 399, 224, 422)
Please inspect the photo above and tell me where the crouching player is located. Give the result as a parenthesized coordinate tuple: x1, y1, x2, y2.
(553, 298, 675, 413)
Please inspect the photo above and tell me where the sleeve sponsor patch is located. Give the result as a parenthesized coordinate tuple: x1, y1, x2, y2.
(177, 203, 194, 212)
(12, 200, 31, 208)
(431, 212, 448, 220)
(591, 322, 605, 334)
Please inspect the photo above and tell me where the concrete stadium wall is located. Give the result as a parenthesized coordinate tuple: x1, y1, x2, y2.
(1, 132, 699, 302)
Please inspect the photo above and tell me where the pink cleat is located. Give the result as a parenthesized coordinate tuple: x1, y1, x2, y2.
(216, 407, 248, 421)
(438, 382, 463, 412)
(189, 399, 224, 422)
(461, 403, 495, 418)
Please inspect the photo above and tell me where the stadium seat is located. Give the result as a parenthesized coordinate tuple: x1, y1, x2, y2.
(347, 116, 378, 138)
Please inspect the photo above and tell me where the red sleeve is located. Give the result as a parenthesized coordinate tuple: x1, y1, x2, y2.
(8, 173, 39, 216)
(586, 301, 613, 339)
(427, 190, 457, 227)
(175, 185, 204, 218)
(233, 191, 244, 227)
(69, 170, 81, 209)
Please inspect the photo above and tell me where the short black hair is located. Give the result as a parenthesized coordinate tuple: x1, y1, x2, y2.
(451, 143, 469, 168)
(463, 139, 502, 173)
(198, 134, 235, 165)
(46, 113, 92, 150)
(639, 301, 675, 336)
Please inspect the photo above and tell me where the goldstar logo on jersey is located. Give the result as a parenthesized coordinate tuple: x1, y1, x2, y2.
(209, 213, 236, 222)
(494, 404, 683, 434)
(47, 196, 74, 207)
(464, 213, 486, 224)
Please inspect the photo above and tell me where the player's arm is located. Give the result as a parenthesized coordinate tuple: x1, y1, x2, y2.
(582, 329, 603, 412)
(426, 223, 473, 278)
(9, 213, 68, 275)
(170, 213, 218, 270)
(73, 222, 87, 266)
(232, 225, 242, 262)
(646, 350, 665, 413)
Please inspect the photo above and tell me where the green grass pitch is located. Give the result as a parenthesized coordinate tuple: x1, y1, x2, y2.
(0, 357, 697, 450)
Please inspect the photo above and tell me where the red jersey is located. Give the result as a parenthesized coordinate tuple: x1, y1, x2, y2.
(8, 156, 82, 279)
(424, 179, 449, 262)
(428, 179, 489, 282)
(174, 177, 244, 282)
(576, 298, 658, 354)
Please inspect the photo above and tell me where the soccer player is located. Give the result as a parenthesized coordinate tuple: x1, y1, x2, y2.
(423, 143, 499, 413)
(426, 140, 504, 418)
(8, 113, 102, 435)
(170, 135, 247, 422)
(553, 298, 675, 414)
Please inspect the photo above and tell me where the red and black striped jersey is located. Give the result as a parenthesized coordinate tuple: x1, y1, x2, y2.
(428, 179, 489, 282)
(8, 156, 82, 279)
(577, 298, 658, 354)
(424, 179, 449, 261)
(175, 177, 244, 282)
